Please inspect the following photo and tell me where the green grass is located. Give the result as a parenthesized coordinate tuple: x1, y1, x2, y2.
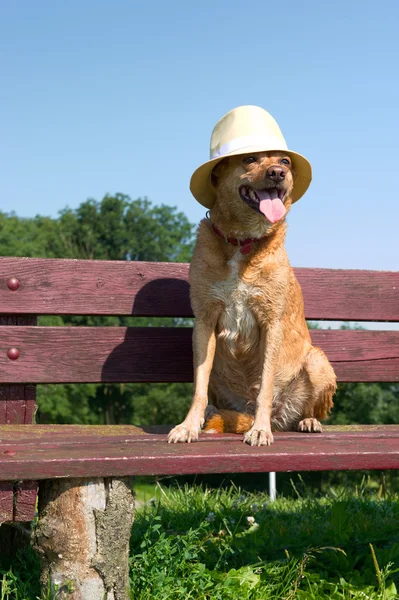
(2, 483, 399, 599)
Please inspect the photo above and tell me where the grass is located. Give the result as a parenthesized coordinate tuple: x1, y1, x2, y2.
(1, 481, 399, 599)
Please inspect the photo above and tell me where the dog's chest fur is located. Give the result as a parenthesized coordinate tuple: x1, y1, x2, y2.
(211, 251, 262, 354)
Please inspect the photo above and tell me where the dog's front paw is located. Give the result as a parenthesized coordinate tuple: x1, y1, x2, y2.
(298, 418, 322, 433)
(243, 427, 274, 447)
(168, 422, 202, 444)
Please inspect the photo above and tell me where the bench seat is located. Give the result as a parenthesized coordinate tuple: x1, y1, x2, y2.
(1, 424, 399, 481)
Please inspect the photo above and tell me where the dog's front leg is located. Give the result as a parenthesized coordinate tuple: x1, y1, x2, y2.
(244, 325, 281, 446)
(168, 317, 218, 443)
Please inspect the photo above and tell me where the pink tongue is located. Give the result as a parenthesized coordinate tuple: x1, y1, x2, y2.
(257, 190, 287, 224)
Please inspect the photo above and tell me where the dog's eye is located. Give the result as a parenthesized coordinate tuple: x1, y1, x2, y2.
(243, 156, 257, 165)
(280, 158, 290, 166)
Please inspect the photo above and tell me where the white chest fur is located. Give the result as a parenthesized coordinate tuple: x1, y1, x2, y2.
(211, 251, 261, 353)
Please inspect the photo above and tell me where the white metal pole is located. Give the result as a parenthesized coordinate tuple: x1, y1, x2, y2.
(269, 471, 276, 501)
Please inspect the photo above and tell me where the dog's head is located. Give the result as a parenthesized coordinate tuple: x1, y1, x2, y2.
(211, 151, 295, 236)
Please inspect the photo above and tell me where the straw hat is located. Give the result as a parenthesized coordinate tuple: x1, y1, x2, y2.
(190, 105, 312, 208)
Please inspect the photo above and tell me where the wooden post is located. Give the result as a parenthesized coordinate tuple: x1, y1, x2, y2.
(0, 316, 38, 559)
(34, 477, 134, 599)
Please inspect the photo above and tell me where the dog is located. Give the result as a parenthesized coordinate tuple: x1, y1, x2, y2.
(168, 106, 336, 446)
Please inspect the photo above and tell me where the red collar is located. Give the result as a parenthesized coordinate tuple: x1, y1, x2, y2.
(211, 222, 264, 255)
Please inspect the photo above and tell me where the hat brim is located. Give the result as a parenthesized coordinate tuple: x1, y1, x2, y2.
(190, 145, 312, 208)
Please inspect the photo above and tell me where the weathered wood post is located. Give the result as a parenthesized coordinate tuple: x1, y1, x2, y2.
(34, 477, 134, 599)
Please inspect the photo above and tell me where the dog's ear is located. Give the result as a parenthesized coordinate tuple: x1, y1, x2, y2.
(211, 158, 229, 188)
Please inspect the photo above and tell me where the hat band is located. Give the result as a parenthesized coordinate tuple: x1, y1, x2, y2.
(210, 134, 288, 160)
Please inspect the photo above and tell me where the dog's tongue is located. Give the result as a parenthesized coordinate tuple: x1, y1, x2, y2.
(257, 189, 287, 224)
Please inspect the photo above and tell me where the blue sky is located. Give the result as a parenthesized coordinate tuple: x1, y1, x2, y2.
(1, 0, 398, 270)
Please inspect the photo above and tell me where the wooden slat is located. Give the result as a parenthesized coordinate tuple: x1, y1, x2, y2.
(0, 327, 398, 383)
(0, 326, 192, 383)
(0, 258, 398, 321)
(0, 258, 192, 317)
(295, 268, 399, 322)
(1, 425, 399, 480)
(0, 423, 397, 444)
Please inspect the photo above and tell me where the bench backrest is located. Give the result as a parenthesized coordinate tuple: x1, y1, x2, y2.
(0, 258, 398, 389)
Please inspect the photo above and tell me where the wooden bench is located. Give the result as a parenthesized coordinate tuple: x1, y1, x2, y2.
(0, 256, 398, 598)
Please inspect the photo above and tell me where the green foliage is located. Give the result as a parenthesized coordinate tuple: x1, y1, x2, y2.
(329, 383, 399, 425)
(0, 195, 194, 262)
(54, 195, 194, 262)
(131, 485, 399, 599)
(36, 382, 192, 426)
(1, 194, 195, 426)
(0, 546, 41, 600)
(0, 212, 56, 258)
(3, 486, 399, 599)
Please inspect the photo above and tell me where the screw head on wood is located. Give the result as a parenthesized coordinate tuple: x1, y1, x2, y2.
(7, 348, 20, 360)
(7, 277, 20, 291)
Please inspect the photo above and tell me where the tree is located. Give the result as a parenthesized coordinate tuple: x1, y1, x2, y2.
(328, 383, 399, 425)
(0, 195, 195, 425)
(52, 194, 193, 262)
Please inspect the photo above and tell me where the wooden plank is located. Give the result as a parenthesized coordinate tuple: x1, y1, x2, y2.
(0, 317, 37, 423)
(0, 482, 14, 522)
(0, 424, 397, 444)
(0, 258, 398, 321)
(0, 425, 399, 480)
(312, 329, 399, 382)
(295, 268, 399, 322)
(0, 326, 397, 383)
(0, 258, 192, 317)
(0, 326, 192, 383)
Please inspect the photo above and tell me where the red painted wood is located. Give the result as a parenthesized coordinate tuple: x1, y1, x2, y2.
(0, 483, 14, 522)
(295, 268, 399, 322)
(0, 260, 397, 517)
(0, 317, 37, 523)
(24, 385, 37, 423)
(0, 388, 5, 423)
(0, 425, 399, 480)
(0, 326, 194, 383)
(0, 384, 36, 423)
(13, 481, 37, 522)
(7, 278, 20, 291)
(0, 326, 397, 383)
(0, 258, 398, 321)
(0, 258, 192, 317)
(0, 317, 37, 423)
(0, 424, 397, 444)
(7, 348, 20, 360)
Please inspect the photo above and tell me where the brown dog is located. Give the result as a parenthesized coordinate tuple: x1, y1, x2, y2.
(168, 147, 336, 447)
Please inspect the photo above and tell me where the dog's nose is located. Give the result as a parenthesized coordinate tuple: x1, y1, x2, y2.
(266, 166, 286, 181)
